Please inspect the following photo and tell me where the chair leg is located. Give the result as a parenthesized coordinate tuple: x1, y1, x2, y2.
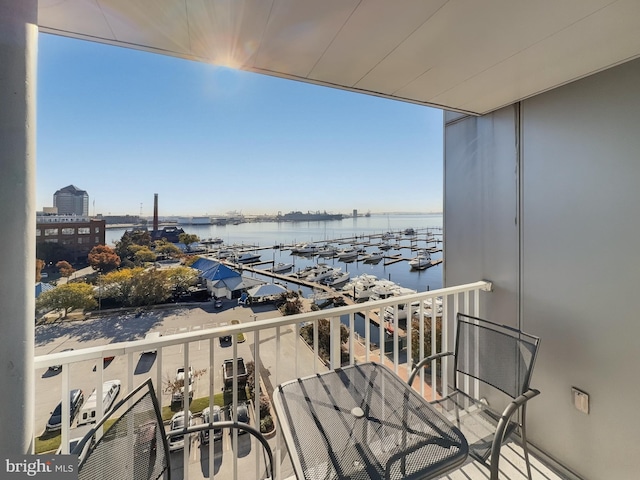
(520, 406, 533, 480)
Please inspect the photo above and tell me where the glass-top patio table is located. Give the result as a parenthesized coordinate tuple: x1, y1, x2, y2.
(273, 362, 468, 480)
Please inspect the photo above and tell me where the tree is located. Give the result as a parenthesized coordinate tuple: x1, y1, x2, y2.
(133, 247, 156, 265)
(114, 230, 152, 261)
(154, 239, 182, 259)
(36, 282, 97, 318)
(300, 319, 349, 364)
(56, 260, 75, 278)
(166, 266, 198, 295)
(88, 245, 121, 273)
(163, 368, 206, 407)
(100, 268, 141, 306)
(178, 233, 200, 252)
(36, 258, 45, 282)
(410, 316, 442, 365)
(129, 269, 171, 306)
(278, 291, 304, 315)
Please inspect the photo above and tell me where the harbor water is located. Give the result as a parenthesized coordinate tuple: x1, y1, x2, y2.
(106, 213, 443, 294)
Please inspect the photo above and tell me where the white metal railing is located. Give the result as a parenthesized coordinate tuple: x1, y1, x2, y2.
(34, 280, 491, 478)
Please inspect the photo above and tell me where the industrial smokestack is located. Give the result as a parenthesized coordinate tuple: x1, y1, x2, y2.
(153, 193, 158, 232)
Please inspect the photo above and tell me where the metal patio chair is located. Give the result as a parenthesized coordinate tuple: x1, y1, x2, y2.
(72, 378, 274, 480)
(408, 313, 541, 480)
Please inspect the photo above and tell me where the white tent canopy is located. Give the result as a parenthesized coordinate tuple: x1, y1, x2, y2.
(247, 284, 287, 298)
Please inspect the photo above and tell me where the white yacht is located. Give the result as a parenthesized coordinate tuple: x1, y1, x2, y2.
(291, 243, 319, 255)
(342, 274, 378, 300)
(361, 250, 384, 263)
(307, 264, 340, 283)
(271, 262, 294, 273)
(336, 248, 358, 261)
(322, 271, 350, 287)
(409, 250, 432, 270)
(317, 245, 338, 257)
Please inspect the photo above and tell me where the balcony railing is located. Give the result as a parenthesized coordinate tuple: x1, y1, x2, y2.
(34, 280, 492, 479)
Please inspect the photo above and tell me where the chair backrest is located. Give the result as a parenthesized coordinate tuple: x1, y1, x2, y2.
(73, 379, 170, 480)
(454, 313, 540, 399)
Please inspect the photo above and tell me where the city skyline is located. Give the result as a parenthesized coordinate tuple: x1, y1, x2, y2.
(36, 34, 444, 217)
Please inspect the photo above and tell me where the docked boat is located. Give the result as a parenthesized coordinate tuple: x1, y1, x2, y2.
(384, 297, 442, 322)
(307, 264, 340, 283)
(317, 245, 338, 257)
(234, 252, 261, 264)
(342, 274, 378, 300)
(201, 237, 224, 245)
(294, 266, 316, 278)
(271, 262, 294, 274)
(409, 250, 432, 270)
(361, 251, 384, 263)
(378, 242, 393, 251)
(336, 249, 359, 261)
(214, 248, 234, 259)
(290, 243, 319, 255)
(322, 272, 351, 287)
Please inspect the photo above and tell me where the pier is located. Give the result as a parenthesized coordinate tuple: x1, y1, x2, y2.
(234, 262, 407, 337)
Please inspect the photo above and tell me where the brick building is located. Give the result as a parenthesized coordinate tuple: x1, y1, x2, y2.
(36, 215, 106, 263)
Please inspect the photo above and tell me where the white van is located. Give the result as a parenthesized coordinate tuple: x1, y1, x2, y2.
(77, 380, 121, 426)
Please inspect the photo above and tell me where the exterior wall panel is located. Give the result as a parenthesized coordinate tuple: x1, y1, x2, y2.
(444, 56, 640, 479)
(520, 58, 640, 478)
(444, 107, 520, 327)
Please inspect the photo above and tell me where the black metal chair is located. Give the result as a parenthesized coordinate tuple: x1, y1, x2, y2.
(72, 379, 274, 480)
(408, 313, 541, 480)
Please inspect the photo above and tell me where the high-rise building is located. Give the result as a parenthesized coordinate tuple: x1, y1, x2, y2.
(53, 185, 89, 216)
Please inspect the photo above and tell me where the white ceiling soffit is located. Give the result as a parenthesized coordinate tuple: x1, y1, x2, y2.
(37, 0, 640, 116)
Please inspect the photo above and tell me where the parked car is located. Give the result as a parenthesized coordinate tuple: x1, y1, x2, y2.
(214, 298, 223, 308)
(46, 388, 84, 432)
(172, 366, 193, 404)
(167, 411, 193, 451)
(231, 402, 250, 434)
(200, 406, 222, 444)
(49, 348, 74, 371)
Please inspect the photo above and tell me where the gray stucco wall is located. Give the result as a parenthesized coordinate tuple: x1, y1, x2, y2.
(444, 107, 520, 326)
(444, 57, 640, 478)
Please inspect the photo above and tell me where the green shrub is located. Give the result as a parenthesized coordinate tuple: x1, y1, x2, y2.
(260, 415, 274, 433)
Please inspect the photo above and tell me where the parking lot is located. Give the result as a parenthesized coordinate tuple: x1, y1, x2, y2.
(34, 299, 316, 478)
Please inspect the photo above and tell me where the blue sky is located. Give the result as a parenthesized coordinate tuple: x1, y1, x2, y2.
(37, 33, 443, 217)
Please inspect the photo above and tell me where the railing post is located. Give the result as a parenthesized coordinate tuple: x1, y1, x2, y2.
(330, 316, 341, 369)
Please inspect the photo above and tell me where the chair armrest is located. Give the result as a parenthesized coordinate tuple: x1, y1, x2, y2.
(489, 388, 540, 480)
(407, 352, 454, 386)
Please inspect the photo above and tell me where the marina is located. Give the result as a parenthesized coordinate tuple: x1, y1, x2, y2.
(107, 213, 444, 295)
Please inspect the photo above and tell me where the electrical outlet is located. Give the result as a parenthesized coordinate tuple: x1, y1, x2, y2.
(572, 387, 589, 414)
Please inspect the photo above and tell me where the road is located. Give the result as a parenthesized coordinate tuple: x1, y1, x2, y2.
(35, 297, 325, 478)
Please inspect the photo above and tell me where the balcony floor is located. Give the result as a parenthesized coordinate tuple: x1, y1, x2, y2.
(168, 436, 568, 480)
(438, 441, 567, 479)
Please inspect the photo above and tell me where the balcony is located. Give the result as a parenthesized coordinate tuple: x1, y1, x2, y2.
(34, 281, 565, 479)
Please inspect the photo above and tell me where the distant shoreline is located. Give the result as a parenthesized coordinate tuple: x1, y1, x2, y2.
(103, 212, 443, 229)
